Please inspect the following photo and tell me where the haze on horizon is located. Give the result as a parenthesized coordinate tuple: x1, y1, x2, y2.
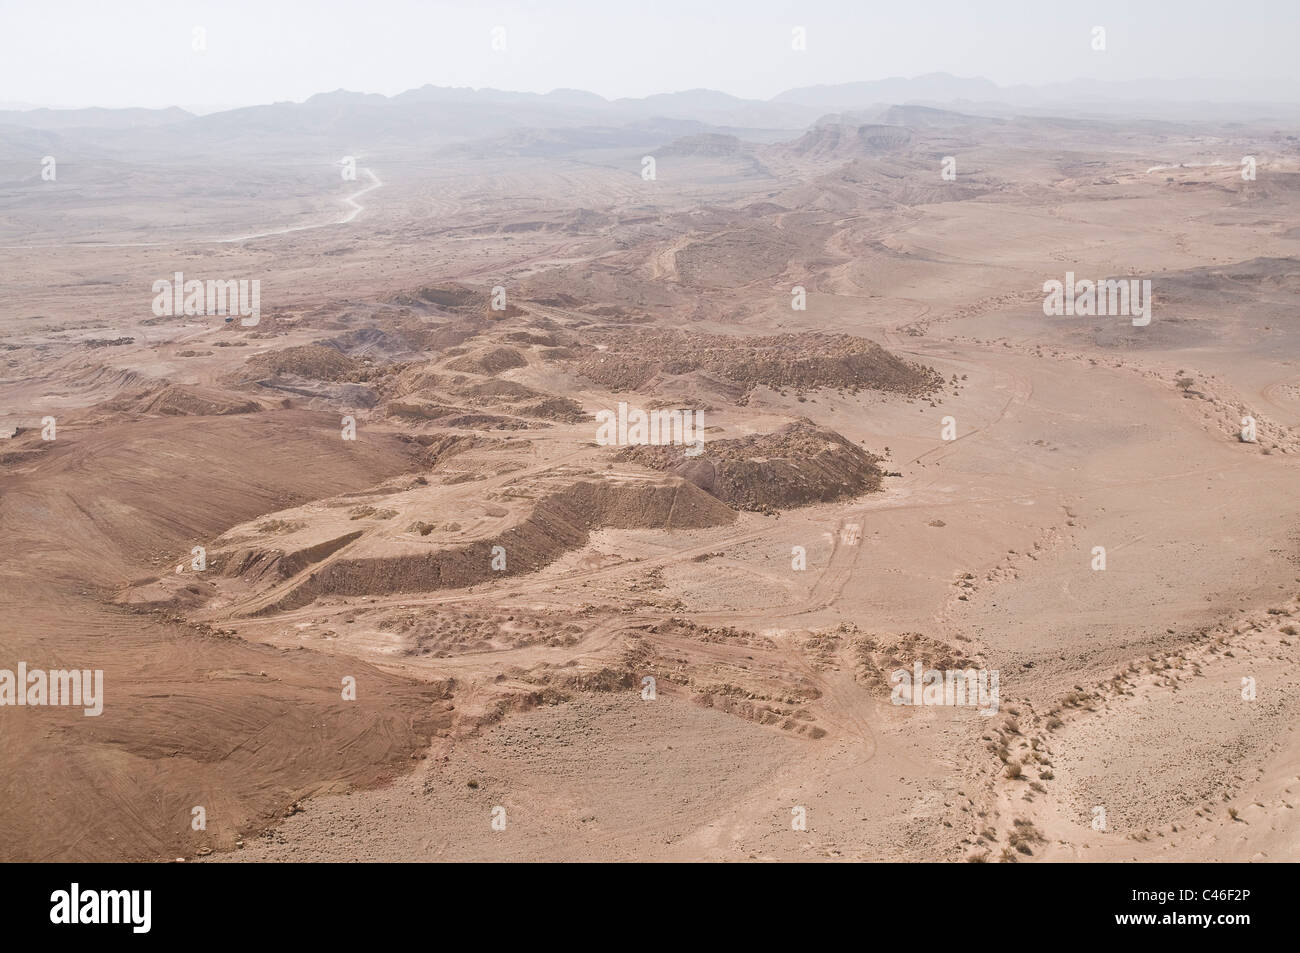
(1, 0, 1298, 112)
(5, 0, 1300, 876)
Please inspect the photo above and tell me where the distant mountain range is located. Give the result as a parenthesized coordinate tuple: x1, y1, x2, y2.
(4, 73, 1298, 140)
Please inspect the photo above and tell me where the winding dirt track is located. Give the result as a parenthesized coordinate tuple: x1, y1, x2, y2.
(3, 166, 384, 250)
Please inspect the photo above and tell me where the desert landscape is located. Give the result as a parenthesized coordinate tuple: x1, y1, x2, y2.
(2, 22, 1300, 866)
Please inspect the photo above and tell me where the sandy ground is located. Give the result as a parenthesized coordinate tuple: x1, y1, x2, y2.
(2, 111, 1298, 862)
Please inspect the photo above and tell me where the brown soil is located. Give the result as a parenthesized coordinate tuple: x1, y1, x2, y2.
(619, 420, 885, 512)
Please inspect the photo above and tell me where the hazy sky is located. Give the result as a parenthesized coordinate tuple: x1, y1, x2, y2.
(2, 0, 1296, 110)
